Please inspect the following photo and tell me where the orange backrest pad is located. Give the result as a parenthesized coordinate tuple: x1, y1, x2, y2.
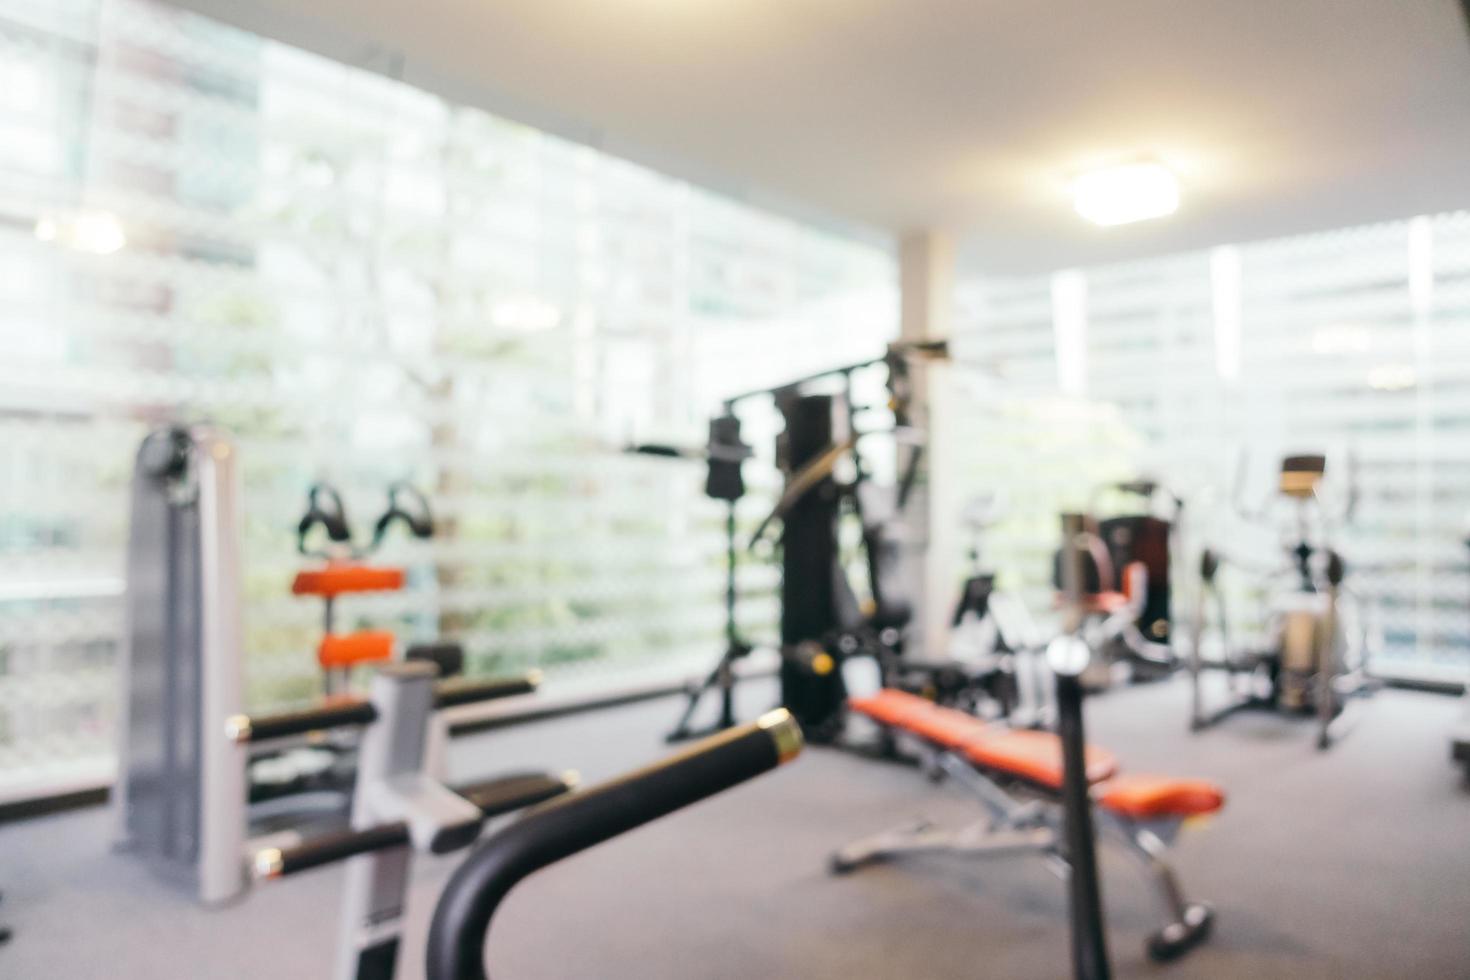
(293, 565, 405, 597)
(318, 630, 396, 670)
(960, 728, 1120, 789)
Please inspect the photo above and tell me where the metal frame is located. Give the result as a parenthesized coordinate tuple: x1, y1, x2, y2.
(113, 424, 250, 905)
(831, 740, 1213, 964)
(1188, 546, 1374, 750)
(116, 426, 563, 907)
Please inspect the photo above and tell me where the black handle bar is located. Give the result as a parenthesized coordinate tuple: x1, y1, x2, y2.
(424, 709, 804, 980)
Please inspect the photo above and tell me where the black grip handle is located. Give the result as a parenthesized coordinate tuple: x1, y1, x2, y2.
(257, 823, 410, 879)
(425, 709, 804, 980)
(232, 700, 379, 743)
(433, 673, 540, 710)
(254, 772, 577, 882)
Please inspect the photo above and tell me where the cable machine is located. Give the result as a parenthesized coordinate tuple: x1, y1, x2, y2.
(633, 339, 947, 742)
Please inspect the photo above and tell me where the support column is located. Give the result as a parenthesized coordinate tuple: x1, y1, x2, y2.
(898, 231, 955, 659)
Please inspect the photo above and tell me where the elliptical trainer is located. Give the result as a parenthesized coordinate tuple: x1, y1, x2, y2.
(1189, 453, 1375, 749)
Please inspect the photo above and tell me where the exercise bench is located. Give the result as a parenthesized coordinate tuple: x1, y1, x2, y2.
(833, 688, 1224, 962)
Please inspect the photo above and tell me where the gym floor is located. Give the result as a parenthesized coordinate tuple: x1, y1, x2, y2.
(3, 677, 1468, 979)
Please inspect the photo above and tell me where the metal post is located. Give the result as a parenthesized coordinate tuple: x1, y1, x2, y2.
(195, 428, 248, 906)
(719, 501, 740, 729)
(1189, 552, 1213, 731)
(1316, 551, 1344, 751)
(1051, 644, 1112, 980)
(1051, 512, 1111, 980)
(335, 662, 438, 980)
(1058, 513, 1087, 635)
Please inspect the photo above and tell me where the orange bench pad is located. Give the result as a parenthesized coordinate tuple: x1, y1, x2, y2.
(961, 729, 1119, 788)
(318, 630, 396, 669)
(1096, 775, 1226, 820)
(852, 690, 1117, 787)
(849, 689, 938, 726)
(850, 691, 992, 748)
(293, 565, 405, 597)
(903, 709, 992, 749)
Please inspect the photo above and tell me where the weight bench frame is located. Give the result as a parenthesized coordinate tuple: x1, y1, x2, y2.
(834, 696, 1219, 963)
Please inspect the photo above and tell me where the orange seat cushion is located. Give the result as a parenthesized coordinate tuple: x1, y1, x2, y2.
(960, 729, 1119, 789)
(1096, 775, 1226, 820)
(293, 564, 405, 597)
(318, 630, 396, 669)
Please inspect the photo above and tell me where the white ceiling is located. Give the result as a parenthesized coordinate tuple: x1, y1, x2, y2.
(172, 0, 1470, 274)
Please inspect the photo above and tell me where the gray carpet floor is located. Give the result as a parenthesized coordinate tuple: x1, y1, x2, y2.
(3, 676, 1468, 979)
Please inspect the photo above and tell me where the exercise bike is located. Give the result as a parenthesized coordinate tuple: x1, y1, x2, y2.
(1049, 479, 1181, 687)
(1188, 453, 1375, 750)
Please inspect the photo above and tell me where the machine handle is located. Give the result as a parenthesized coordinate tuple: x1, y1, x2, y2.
(368, 481, 435, 552)
(231, 669, 541, 743)
(297, 482, 355, 557)
(433, 672, 541, 710)
(256, 770, 580, 881)
(256, 823, 412, 879)
(424, 709, 804, 980)
(229, 701, 379, 743)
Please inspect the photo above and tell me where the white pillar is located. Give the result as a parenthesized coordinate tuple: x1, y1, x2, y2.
(898, 231, 955, 659)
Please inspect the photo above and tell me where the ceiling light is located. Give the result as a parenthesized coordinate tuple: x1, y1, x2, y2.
(1072, 162, 1179, 227)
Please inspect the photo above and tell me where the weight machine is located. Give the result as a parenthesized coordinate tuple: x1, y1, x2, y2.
(113, 426, 567, 903)
(1188, 453, 1375, 749)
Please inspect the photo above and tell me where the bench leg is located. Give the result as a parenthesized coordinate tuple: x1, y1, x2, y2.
(831, 820, 1057, 874)
(1102, 815, 1214, 961)
(935, 753, 1049, 829)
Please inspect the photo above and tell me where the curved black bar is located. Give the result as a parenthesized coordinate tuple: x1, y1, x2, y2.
(425, 709, 804, 980)
(297, 482, 354, 557)
(368, 481, 435, 552)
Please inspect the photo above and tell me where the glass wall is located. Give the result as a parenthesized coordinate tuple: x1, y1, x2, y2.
(0, 0, 896, 798)
(949, 212, 1470, 680)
